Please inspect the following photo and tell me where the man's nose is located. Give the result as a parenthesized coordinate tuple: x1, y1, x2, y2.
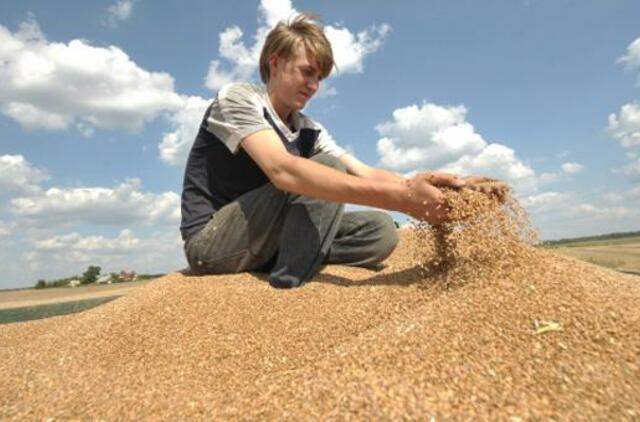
(307, 76, 319, 93)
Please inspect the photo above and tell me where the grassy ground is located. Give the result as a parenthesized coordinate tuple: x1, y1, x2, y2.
(549, 236, 640, 273)
(0, 295, 122, 325)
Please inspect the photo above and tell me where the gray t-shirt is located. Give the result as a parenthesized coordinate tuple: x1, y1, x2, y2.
(180, 82, 346, 241)
(205, 82, 345, 157)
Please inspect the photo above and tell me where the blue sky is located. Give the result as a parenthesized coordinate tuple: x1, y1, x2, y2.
(1, 0, 639, 289)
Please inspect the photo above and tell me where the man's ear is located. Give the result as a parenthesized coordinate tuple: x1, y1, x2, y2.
(268, 54, 279, 75)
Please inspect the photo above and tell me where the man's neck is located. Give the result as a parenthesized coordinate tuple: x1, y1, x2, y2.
(267, 86, 292, 126)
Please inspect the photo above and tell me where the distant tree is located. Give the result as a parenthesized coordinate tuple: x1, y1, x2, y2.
(81, 265, 101, 285)
(110, 272, 120, 283)
(35, 279, 47, 289)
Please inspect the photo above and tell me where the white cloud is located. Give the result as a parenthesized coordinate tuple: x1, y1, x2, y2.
(0, 154, 48, 195)
(22, 229, 185, 282)
(158, 95, 210, 166)
(537, 162, 583, 185)
(443, 144, 535, 183)
(35, 229, 139, 253)
(324, 24, 391, 74)
(570, 203, 637, 219)
(561, 162, 583, 174)
(204, 0, 390, 90)
(375, 101, 535, 192)
(10, 178, 179, 226)
(104, 0, 135, 28)
(603, 192, 624, 203)
(376, 103, 486, 170)
(521, 192, 572, 214)
(629, 186, 640, 199)
(539, 172, 560, 184)
(1, 102, 71, 130)
(0, 15, 183, 133)
(608, 103, 640, 149)
(622, 157, 640, 180)
(0, 221, 16, 237)
(617, 36, 640, 71)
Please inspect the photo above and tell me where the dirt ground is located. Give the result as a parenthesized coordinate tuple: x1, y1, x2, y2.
(0, 279, 155, 310)
(1, 229, 639, 420)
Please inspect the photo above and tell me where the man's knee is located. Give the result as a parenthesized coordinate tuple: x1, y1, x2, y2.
(367, 212, 400, 264)
(379, 214, 400, 260)
(310, 153, 347, 173)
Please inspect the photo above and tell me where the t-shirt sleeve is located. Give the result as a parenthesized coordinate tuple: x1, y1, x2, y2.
(204, 83, 273, 154)
(313, 122, 347, 158)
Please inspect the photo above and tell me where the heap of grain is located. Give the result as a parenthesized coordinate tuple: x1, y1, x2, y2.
(1, 186, 639, 419)
(412, 185, 538, 290)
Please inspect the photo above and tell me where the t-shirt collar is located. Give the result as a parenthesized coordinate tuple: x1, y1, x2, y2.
(259, 84, 316, 142)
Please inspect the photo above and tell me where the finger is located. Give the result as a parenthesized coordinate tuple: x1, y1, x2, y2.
(451, 176, 466, 188)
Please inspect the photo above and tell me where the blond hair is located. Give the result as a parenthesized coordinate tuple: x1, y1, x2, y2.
(259, 13, 334, 83)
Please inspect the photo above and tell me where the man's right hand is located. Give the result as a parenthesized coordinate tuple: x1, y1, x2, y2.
(403, 174, 450, 225)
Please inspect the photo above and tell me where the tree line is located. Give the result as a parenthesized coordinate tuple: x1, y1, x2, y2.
(34, 266, 163, 289)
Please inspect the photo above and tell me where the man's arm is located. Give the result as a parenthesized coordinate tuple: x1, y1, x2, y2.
(339, 153, 467, 189)
(338, 153, 405, 183)
(241, 129, 449, 224)
(340, 154, 508, 201)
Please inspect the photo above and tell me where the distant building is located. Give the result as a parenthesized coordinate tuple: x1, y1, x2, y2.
(96, 274, 112, 285)
(120, 270, 137, 282)
(68, 279, 81, 288)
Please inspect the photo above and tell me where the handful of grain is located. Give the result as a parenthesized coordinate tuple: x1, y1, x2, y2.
(412, 186, 538, 289)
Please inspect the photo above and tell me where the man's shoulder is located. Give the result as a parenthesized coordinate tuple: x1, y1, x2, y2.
(218, 82, 265, 104)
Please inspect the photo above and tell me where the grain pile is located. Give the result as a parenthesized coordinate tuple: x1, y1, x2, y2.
(1, 189, 639, 420)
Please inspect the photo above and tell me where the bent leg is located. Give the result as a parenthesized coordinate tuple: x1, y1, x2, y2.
(185, 152, 348, 289)
(184, 183, 288, 275)
(268, 153, 346, 288)
(325, 211, 399, 268)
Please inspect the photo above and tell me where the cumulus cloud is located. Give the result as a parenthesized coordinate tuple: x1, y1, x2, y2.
(376, 103, 485, 170)
(21, 229, 186, 283)
(622, 157, 640, 180)
(204, 0, 390, 91)
(443, 144, 535, 182)
(537, 162, 583, 185)
(324, 24, 391, 74)
(0, 15, 183, 133)
(603, 192, 624, 202)
(561, 162, 583, 174)
(375, 101, 535, 191)
(0, 221, 16, 237)
(158, 95, 210, 166)
(0, 154, 48, 195)
(35, 229, 139, 253)
(104, 0, 135, 28)
(570, 203, 637, 219)
(608, 103, 640, 149)
(10, 178, 179, 226)
(539, 172, 560, 184)
(1, 102, 71, 130)
(617, 36, 640, 71)
(24, 229, 185, 279)
(521, 192, 572, 214)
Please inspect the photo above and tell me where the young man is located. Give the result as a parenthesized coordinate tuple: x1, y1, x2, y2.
(180, 14, 505, 288)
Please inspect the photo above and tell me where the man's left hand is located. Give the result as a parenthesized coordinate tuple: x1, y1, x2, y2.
(418, 171, 466, 189)
(463, 175, 509, 202)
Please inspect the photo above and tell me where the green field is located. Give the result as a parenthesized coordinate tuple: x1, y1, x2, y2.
(0, 295, 122, 325)
(548, 236, 640, 273)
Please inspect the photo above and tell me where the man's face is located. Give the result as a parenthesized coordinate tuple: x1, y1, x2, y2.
(268, 43, 322, 115)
